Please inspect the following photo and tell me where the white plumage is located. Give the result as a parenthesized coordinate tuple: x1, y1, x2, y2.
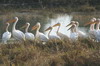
(45, 26, 61, 40)
(32, 22, 48, 42)
(68, 24, 78, 41)
(2, 23, 11, 44)
(7, 17, 25, 41)
(24, 23, 34, 41)
(52, 23, 69, 40)
(84, 18, 97, 40)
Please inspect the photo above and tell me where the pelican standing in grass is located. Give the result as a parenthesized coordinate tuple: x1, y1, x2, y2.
(67, 21, 86, 37)
(52, 23, 69, 40)
(2, 23, 11, 44)
(31, 22, 48, 42)
(84, 18, 97, 40)
(75, 21, 86, 37)
(21, 22, 34, 41)
(7, 17, 25, 41)
(45, 26, 61, 40)
(67, 24, 78, 41)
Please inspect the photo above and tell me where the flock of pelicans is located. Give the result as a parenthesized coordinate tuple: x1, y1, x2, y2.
(1, 17, 100, 44)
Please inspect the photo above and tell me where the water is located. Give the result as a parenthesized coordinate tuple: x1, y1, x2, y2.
(44, 14, 72, 37)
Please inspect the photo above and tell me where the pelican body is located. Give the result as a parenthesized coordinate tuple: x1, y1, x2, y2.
(45, 26, 61, 40)
(52, 23, 69, 40)
(7, 17, 25, 41)
(32, 22, 48, 42)
(2, 23, 11, 44)
(22, 23, 34, 41)
(75, 22, 86, 37)
(67, 21, 86, 38)
(84, 18, 97, 40)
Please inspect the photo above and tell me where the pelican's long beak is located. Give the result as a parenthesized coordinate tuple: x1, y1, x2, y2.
(53, 23, 60, 27)
(84, 21, 96, 26)
(31, 25, 38, 31)
(20, 24, 27, 29)
(66, 23, 72, 27)
(45, 27, 52, 31)
(6, 19, 16, 23)
(67, 25, 74, 30)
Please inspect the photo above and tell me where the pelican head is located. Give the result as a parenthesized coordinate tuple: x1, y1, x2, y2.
(15, 17, 18, 20)
(92, 18, 96, 21)
(53, 23, 60, 27)
(84, 18, 97, 26)
(66, 21, 75, 27)
(31, 22, 41, 31)
(6, 23, 10, 26)
(67, 24, 76, 30)
(45, 26, 52, 31)
(75, 21, 79, 26)
(7, 17, 18, 23)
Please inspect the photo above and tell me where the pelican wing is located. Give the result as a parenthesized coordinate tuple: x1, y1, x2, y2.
(37, 32, 48, 42)
(70, 32, 78, 40)
(77, 30, 86, 37)
(49, 35, 61, 40)
(2, 31, 11, 43)
(57, 32, 69, 39)
(25, 32, 34, 41)
(12, 30, 25, 41)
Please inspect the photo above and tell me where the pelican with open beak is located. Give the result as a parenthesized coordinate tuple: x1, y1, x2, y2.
(21, 22, 34, 41)
(45, 26, 61, 40)
(31, 22, 48, 42)
(6, 17, 25, 41)
(52, 23, 69, 40)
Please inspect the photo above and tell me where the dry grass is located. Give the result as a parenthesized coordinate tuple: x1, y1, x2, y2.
(0, 38, 100, 66)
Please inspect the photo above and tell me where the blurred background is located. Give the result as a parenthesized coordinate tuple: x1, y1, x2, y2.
(0, 0, 100, 38)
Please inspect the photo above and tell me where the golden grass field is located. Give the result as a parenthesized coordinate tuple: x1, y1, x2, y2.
(0, 38, 100, 66)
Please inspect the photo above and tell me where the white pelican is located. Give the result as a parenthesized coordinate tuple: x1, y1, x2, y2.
(84, 18, 97, 40)
(45, 26, 61, 40)
(21, 22, 34, 41)
(75, 21, 86, 37)
(67, 24, 78, 41)
(52, 23, 69, 40)
(7, 17, 25, 41)
(2, 23, 11, 44)
(67, 21, 86, 37)
(95, 18, 100, 41)
(31, 22, 48, 42)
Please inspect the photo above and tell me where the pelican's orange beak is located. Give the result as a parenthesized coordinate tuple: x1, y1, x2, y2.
(45, 27, 52, 31)
(84, 21, 96, 26)
(6, 19, 16, 23)
(53, 23, 60, 27)
(31, 25, 38, 31)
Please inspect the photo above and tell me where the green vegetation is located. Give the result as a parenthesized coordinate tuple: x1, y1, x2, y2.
(0, 38, 100, 66)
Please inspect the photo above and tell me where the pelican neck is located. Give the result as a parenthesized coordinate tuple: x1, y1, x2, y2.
(25, 24, 29, 33)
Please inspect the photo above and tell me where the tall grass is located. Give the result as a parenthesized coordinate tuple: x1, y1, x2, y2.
(0, 38, 100, 66)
